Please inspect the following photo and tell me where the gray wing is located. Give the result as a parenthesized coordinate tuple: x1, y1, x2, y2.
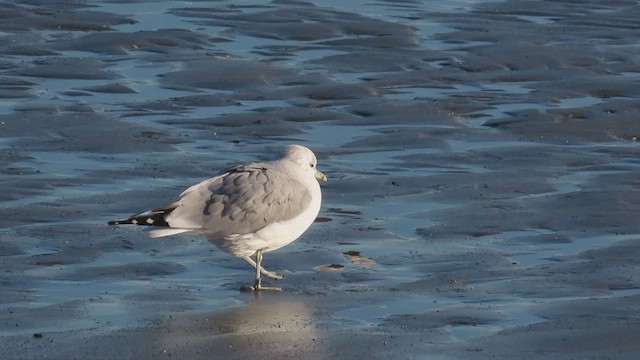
(165, 163, 312, 238)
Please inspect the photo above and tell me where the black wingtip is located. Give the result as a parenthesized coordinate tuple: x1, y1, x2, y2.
(108, 218, 134, 226)
(109, 205, 177, 227)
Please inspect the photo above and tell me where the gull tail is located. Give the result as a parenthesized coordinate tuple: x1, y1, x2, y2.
(109, 204, 193, 238)
(148, 228, 192, 238)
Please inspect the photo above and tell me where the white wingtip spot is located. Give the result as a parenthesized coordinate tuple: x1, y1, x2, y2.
(146, 218, 154, 224)
(131, 219, 138, 225)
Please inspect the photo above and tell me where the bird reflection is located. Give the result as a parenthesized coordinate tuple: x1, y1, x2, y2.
(156, 297, 321, 358)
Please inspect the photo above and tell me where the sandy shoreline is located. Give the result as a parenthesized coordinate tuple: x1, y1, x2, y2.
(2, 0, 640, 358)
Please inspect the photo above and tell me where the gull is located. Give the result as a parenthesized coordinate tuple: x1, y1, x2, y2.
(109, 144, 327, 291)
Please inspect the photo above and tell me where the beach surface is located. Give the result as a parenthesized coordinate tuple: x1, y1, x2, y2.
(1, 0, 640, 358)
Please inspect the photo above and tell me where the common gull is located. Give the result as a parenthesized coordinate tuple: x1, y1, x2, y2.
(109, 144, 327, 291)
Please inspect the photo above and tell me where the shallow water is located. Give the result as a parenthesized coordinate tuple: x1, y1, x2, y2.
(1, 0, 640, 359)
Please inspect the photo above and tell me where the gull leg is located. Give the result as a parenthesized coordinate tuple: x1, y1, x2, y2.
(243, 256, 284, 280)
(254, 250, 261, 288)
(253, 249, 281, 291)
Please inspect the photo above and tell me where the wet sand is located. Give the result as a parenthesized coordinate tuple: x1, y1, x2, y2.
(1, 0, 640, 359)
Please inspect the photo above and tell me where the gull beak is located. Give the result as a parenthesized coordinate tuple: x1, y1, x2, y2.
(315, 170, 328, 182)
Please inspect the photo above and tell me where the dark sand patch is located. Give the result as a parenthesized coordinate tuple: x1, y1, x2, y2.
(51, 29, 222, 55)
(81, 83, 137, 94)
(12, 58, 123, 81)
(2, 0, 640, 359)
(0, 2, 134, 32)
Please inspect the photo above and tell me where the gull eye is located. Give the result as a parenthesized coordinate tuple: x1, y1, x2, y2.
(309, 163, 315, 168)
